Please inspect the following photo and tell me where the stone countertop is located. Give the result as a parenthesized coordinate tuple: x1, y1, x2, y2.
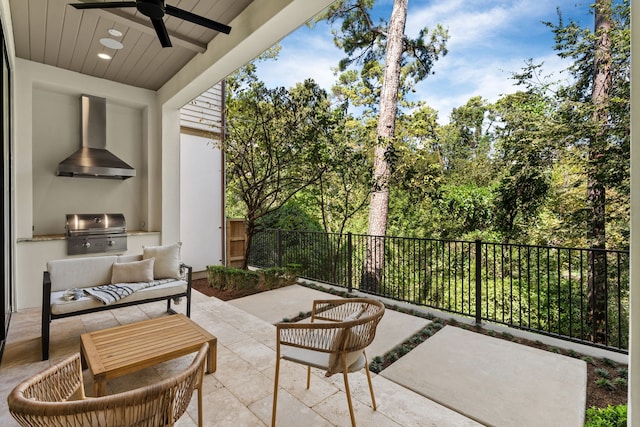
(17, 230, 160, 242)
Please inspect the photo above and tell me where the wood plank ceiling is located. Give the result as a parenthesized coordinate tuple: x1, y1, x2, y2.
(9, 0, 252, 90)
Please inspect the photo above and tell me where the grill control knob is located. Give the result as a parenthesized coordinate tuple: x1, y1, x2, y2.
(108, 240, 115, 246)
(82, 241, 91, 249)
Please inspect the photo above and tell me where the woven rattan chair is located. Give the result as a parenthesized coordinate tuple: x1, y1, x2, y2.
(272, 298, 385, 427)
(7, 342, 208, 427)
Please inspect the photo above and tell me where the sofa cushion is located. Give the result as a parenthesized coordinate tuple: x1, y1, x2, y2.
(143, 242, 182, 279)
(111, 258, 155, 284)
(117, 254, 143, 264)
(50, 279, 188, 315)
(47, 256, 118, 292)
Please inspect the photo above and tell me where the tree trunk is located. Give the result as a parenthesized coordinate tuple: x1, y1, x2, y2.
(361, 0, 407, 292)
(242, 219, 256, 270)
(587, 0, 611, 344)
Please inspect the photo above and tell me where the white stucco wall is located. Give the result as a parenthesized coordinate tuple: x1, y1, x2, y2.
(14, 59, 160, 239)
(31, 88, 145, 235)
(180, 133, 224, 271)
(12, 59, 161, 309)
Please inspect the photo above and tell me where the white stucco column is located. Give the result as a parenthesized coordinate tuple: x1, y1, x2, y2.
(160, 106, 182, 245)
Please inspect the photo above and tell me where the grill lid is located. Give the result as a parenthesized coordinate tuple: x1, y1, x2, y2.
(66, 213, 126, 235)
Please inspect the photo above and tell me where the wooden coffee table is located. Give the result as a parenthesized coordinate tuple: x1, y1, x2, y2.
(80, 314, 217, 396)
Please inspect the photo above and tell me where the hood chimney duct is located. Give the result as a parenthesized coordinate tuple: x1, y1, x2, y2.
(56, 94, 136, 179)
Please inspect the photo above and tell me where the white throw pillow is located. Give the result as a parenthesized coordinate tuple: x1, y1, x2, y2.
(142, 242, 182, 279)
(111, 258, 155, 284)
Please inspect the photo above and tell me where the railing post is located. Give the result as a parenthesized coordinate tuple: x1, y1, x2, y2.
(475, 239, 482, 325)
(347, 232, 353, 292)
(276, 229, 282, 268)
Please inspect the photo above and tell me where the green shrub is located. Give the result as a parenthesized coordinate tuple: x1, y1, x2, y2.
(585, 405, 627, 427)
(206, 265, 259, 290)
(206, 264, 298, 291)
(258, 266, 298, 290)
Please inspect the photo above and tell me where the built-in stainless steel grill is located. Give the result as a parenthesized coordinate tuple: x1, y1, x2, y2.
(66, 213, 127, 255)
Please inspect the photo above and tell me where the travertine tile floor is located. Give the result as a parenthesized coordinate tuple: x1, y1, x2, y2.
(0, 290, 479, 426)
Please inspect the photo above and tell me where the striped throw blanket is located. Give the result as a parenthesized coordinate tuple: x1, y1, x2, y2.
(84, 279, 174, 305)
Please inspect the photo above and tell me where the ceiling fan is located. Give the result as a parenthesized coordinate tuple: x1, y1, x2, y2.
(69, 0, 232, 48)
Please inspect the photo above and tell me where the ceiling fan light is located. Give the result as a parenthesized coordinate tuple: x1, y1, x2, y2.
(98, 53, 112, 60)
(100, 38, 124, 50)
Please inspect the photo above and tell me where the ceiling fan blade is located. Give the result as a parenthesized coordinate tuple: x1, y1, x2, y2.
(70, 2, 137, 9)
(151, 18, 172, 48)
(165, 5, 231, 34)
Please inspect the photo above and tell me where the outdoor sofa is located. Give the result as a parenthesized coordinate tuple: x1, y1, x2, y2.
(41, 243, 192, 360)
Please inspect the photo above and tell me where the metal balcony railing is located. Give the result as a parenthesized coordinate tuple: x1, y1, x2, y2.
(249, 229, 629, 353)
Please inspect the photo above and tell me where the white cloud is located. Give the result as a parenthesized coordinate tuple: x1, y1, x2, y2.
(257, 24, 342, 90)
(255, 0, 590, 123)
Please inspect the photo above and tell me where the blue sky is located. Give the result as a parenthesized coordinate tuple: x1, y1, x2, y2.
(255, 0, 594, 123)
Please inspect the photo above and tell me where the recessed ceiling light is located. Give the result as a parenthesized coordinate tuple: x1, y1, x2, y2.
(100, 38, 123, 50)
(98, 53, 112, 60)
(108, 28, 123, 37)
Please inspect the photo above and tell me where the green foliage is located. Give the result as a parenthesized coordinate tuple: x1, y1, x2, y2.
(543, 0, 630, 246)
(584, 405, 627, 427)
(595, 378, 615, 391)
(206, 266, 259, 291)
(257, 200, 323, 232)
(206, 265, 298, 291)
(225, 69, 339, 264)
(613, 377, 627, 387)
(432, 184, 495, 239)
(259, 266, 298, 290)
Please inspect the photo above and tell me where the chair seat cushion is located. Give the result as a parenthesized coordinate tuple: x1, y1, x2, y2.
(281, 345, 365, 373)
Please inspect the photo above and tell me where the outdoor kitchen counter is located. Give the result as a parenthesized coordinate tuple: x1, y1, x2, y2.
(18, 231, 159, 242)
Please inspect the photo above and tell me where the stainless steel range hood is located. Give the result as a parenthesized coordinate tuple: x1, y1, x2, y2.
(56, 95, 136, 179)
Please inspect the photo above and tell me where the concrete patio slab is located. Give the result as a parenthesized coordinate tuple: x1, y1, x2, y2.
(380, 325, 587, 427)
(227, 284, 431, 359)
(228, 284, 341, 323)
